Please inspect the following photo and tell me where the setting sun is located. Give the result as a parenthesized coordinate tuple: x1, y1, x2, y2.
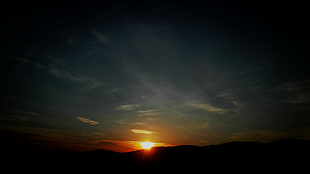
(140, 142, 154, 150)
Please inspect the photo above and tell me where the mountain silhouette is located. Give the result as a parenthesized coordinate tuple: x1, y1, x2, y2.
(2, 136, 309, 172)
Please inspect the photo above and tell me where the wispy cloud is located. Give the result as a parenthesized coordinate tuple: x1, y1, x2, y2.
(137, 110, 160, 116)
(131, 122, 145, 125)
(49, 69, 84, 82)
(217, 90, 242, 115)
(76, 116, 99, 125)
(130, 129, 158, 134)
(90, 28, 108, 45)
(116, 119, 145, 126)
(230, 130, 310, 142)
(278, 81, 310, 104)
(189, 103, 228, 113)
(14, 54, 103, 89)
(114, 104, 141, 111)
(116, 119, 127, 125)
(218, 91, 241, 107)
(49, 69, 102, 89)
(0, 108, 44, 124)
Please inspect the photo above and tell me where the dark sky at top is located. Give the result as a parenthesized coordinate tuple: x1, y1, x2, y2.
(0, 1, 309, 152)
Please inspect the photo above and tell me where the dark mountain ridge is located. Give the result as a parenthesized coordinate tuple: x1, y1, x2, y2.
(2, 139, 309, 172)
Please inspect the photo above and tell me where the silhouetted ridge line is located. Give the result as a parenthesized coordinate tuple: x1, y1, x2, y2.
(2, 139, 309, 172)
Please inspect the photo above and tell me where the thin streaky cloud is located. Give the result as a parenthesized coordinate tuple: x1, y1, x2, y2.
(116, 119, 127, 125)
(137, 110, 157, 113)
(131, 122, 145, 126)
(90, 28, 108, 45)
(130, 129, 157, 134)
(189, 103, 228, 113)
(145, 102, 186, 117)
(14, 55, 103, 89)
(76, 116, 99, 125)
(114, 104, 141, 111)
(116, 119, 145, 126)
(278, 82, 310, 104)
(138, 112, 159, 117)
(138, 110, 160, 117)
(230, 130, 310, 142)
(49, 69, 103, 89)
(49, 69, 84, 82)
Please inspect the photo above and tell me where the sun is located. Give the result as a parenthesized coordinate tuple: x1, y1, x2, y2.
(140, 142, 155, 150)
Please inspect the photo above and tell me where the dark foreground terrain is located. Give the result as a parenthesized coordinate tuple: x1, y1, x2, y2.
(2, 138, 309, 172)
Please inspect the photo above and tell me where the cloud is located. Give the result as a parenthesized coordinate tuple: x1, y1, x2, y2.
(189, 103, 228, 113)
(0, 108, 44, 124)
(131, 122, 145, 125)
(230, 130, 310, 142)
(93, 132, 105, 137)
(130, 129, 158, 134)
(116, 119, 145, 126)
(49, 69, 103, 89)
(49, 69, 84, 82)
(218, 91, 242, 107)
(91, 28, 108, 45)
(114, 104, 141, 111)
(278, 82, 310, 104)
(199, 140, 208, 144)
(116, 119, 127, 125)
(76, 116, 99, 125)
(15, 55, 103, 89)
(137, 110, 160, 116)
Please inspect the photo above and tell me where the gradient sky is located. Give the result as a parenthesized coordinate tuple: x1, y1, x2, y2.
(1, 1, 309, 152)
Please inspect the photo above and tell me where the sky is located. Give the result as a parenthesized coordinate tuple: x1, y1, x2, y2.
(1, 1, 309, 152)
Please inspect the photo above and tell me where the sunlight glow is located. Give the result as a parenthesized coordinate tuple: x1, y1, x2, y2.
(140, 142, 154, 149)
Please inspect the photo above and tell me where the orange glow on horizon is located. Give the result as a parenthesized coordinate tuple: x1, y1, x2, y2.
(96, 140, 173, 152)
(140, 141, 155, 150)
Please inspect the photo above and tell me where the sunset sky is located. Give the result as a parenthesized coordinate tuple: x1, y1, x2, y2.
(1, 1, 309, 152)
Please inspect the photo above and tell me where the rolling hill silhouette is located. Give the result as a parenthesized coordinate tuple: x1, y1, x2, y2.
(2, 137, 309, 172)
